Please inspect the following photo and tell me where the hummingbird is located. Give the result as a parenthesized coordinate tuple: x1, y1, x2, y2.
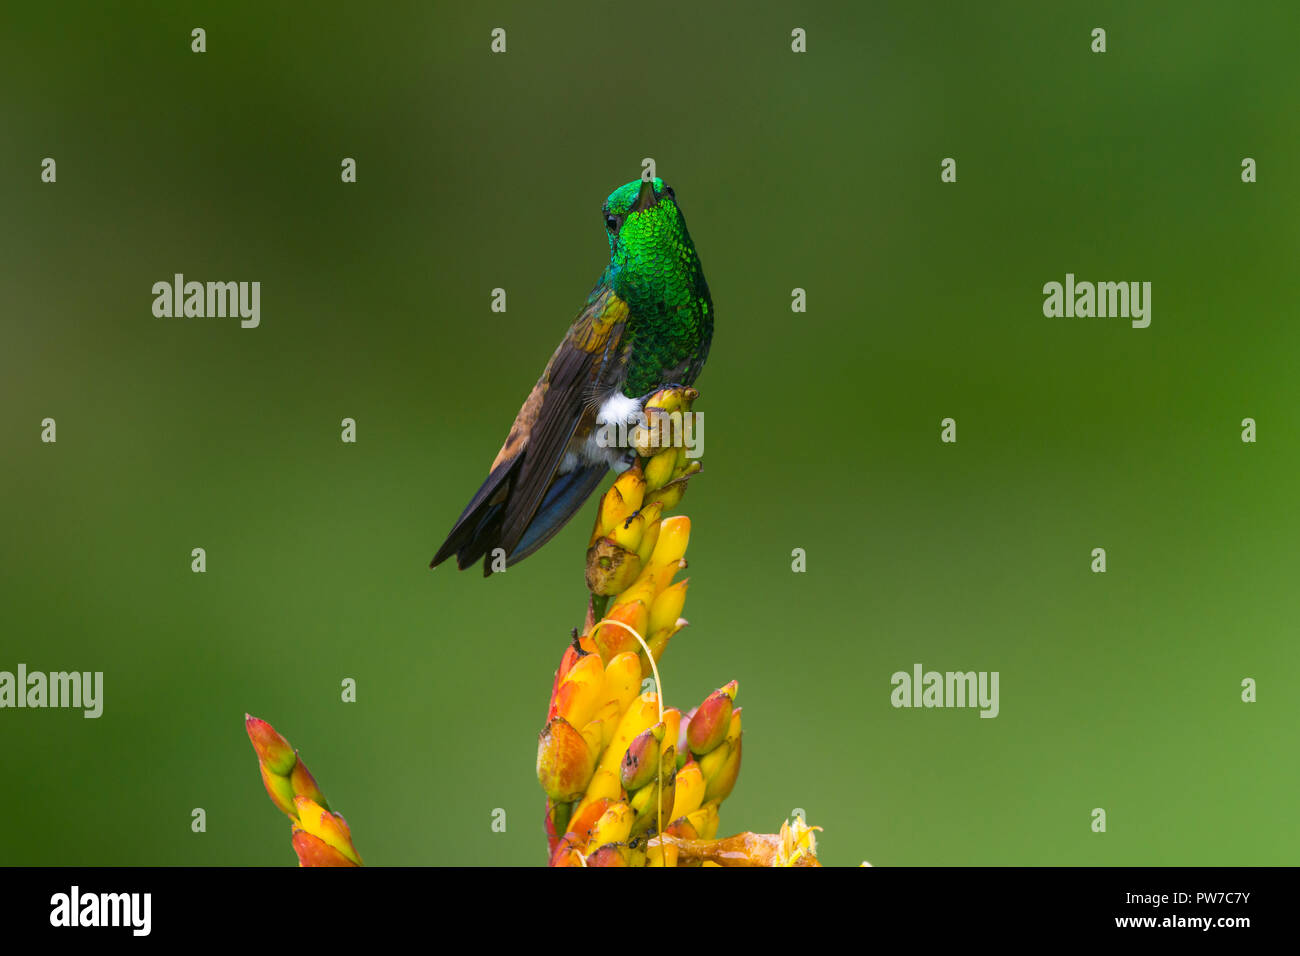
(431, 176, 713, 576)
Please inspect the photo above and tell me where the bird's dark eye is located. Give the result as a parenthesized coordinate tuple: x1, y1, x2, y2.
(605, 215, 620, 233)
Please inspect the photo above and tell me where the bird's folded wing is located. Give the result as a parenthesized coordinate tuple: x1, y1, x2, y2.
(497, 286, 629, 558)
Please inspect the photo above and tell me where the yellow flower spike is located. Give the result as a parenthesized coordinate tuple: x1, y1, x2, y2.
(648, 580, 689, 636)
(585, 801, 635, 853)
(671, 761, 706, 820)
(552, 651, 606, 729)
(597, 692, 661, 777)
(600, 652, 642, 716)
(537, 384, 834, 867)
(292, 796, 363, 866)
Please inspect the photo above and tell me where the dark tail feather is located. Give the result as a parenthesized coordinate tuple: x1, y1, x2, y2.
(430, 457, 519, 570)
(503, 464, 608, 570)
(432, 458, 608, 577)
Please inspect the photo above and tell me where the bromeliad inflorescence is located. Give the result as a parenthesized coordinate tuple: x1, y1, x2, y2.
(538, 386, 822, 866)
(245, 714, 363, 867)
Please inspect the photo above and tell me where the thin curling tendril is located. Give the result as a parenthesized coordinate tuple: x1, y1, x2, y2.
(589, 616, 666, 850)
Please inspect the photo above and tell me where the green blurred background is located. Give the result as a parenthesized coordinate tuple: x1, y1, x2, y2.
(2, 1, 1297, 866)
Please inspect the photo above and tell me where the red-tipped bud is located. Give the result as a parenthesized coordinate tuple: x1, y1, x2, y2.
(687, 681, 737, 756)
(290, 829, 359, 867)
(585, 843, 632, 867)
(245, 714, 296, 775)
(620, 722, 665, 791)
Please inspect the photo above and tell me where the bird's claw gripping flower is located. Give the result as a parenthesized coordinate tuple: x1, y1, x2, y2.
(541, 388, 822, 866)
(245, 714, 363, 867)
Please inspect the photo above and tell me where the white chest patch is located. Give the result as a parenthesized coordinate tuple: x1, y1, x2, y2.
(596, 392, 644, 429)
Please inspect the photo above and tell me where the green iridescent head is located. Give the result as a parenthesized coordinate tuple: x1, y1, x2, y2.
(602, 177, 677, 250)
(601, 177, 705, 306)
